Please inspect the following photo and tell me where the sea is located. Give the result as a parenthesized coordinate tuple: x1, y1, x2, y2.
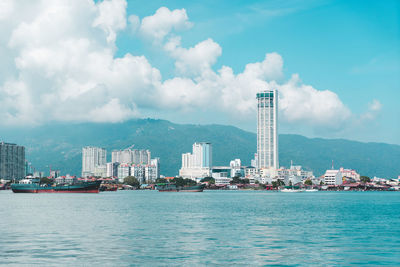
(1, 190, 399, 266)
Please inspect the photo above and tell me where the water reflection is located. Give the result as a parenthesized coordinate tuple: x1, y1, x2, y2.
(0, 191, 399, 265)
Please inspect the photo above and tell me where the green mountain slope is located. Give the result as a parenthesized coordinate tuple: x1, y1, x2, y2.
(1, 119, 399, 178)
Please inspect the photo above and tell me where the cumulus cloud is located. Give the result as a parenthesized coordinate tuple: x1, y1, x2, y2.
(278, 74, 351, 126)
(0, 1, 372, 131)
(165, 37, 222, 76)
(360, 99, 382, 120)
(93, 0, 127, 43)
(139, 7, 192, 43)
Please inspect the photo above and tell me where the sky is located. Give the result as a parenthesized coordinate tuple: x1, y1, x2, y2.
(0, 0, 399, 144)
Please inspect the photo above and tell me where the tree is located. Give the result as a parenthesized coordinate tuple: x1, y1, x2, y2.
(200, 177, 215, 184)
(172, 177, 196, 187)
(277, 179, 285, 187)
(40, 177, 54, 185)
(320, 181, 324, 185)
(304, 179, 312, 186)
(230, 176, 243, 184)
(289, 180, 293, 187)
(124, 176, 140, 187)
(360, 176, 371, 183)
(155, 178, 167, 184)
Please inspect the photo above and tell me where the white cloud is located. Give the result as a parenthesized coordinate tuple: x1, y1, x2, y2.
(0, 0, 14, 21)
(128, 14, 140, 33)
(369, 99, 382, 111)
(165, 37, 222, 76)
(93, 0, 127, 43)
(0, 1, 375, 133)
(360, 99, 382, 120)
(278, 74, 351, 126)
(0, 0, 158, 125)
(139, 7, 192, 43)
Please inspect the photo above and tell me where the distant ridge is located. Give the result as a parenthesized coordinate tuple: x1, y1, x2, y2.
(1, 119, 399, 178)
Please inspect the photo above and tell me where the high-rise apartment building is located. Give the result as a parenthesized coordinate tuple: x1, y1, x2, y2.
(179, 142, 212, 180)
(0, 142, 25, 180)
(111, 149, 151, 165)
(257, 89, 278, 169)
(82, 146, 106, 177)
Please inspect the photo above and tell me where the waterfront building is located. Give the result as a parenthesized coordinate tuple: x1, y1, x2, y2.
(50, 170, 60, 178)
(93, 165, 107, 178)
(106, 162, 119, 178)
(55, 175, 77, 184)
(82, 146, 106, 177)
(112, 149, 132, 164)
(339, 167, 360, 181)
(0, 142, 25, 180)
(230, 159, 243, 178)
(257, 89, 278, 170)
(255, 165, 313, 186)
(117, 164, 130, 182)
(116, 162, 159, 183)
(150, 158, 160, 179)
(244, 166, 257, 177)
(112, 148, 151, 165)
(33, 171, 45, 178)
(179, 142, 212, 180)
(212, 166, 231, 180)
(324, 169, 343, 185)
(250, 153, 258, 168)
(214, 177, 232, 186)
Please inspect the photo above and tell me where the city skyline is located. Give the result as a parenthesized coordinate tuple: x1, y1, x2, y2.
(0, 0, 398, 145)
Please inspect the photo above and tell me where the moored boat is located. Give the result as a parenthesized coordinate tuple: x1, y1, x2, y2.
(180, 184, 205, 192)
(11, 179, 102, 193)
(157, 183, 205, 192)
(157, 183, 178, 192)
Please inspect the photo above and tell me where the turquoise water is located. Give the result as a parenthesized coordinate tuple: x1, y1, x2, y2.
(0, 190, 399, 266)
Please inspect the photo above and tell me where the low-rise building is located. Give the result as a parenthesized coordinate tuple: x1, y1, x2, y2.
(324, 170, 342, 185)
(340, 167, 360, 181)
(93, 165, 107, 178)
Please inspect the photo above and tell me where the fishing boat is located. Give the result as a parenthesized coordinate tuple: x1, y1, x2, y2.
(11, 179, 102, 193)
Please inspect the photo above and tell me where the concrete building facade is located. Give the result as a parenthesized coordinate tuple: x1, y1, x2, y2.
(82, 146, 106, 177)
(0, 142, 25, 180)
(257, 90, 278, 170)
(179, 142, 212, 180)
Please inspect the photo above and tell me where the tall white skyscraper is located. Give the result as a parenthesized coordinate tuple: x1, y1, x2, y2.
(192, 142, 212, 168)
(179, 142, 212, 180)
(257, 89, 278, 169)
(82, 146, 106, 177)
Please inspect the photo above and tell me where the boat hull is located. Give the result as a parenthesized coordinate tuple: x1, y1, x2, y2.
(11, 181, 102, 193)
(157, 184, 205, 192)
(180, 184, 205, 192)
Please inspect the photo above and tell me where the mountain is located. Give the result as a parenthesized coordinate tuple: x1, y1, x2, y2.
(1, 119, 399, 178)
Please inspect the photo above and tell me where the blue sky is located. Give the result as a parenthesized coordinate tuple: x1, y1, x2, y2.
(118, 0, 400, 144)
(0, 0, 399, 144)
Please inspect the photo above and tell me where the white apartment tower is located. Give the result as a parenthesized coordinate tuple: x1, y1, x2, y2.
(179, 142, 212, 180)
(257, 89, 278, 169)
(82, 146, 107, 177)
(111, 149, 151, 165)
